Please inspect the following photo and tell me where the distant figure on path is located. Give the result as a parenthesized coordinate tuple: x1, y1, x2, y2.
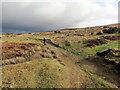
(43, 38, 46, 45)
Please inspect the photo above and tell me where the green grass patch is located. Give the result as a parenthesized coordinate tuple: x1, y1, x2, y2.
(93, 41, 118, 52)
(59, 40, 119, 58)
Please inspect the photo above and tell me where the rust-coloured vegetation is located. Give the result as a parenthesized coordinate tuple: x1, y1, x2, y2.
(2, 42, 34, 60)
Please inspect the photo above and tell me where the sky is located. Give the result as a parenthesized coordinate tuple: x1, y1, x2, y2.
(1, 0, 119, 33)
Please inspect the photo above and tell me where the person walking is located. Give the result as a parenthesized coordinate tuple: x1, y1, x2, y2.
(43, 38, 46, 45)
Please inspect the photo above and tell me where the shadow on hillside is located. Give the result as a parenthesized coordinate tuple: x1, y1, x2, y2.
(76, 49, 120, 88)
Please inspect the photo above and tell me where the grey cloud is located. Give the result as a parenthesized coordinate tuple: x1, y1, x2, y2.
(2, 0, 118, 33)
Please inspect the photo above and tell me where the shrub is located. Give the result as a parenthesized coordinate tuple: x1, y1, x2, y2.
(98, 38, 108, 44)
(85, 38, 107, 47)
(46, 39, 61, 48)
(17, 33, 23, 35)
(103, 26, 108, 28)
(63, 41, 71, 47)
(53, 56, 57, 58)
(54, 31, 61, 33)
(96, 32, 103, 35)
(96, 49, 120, 65)
(51, 50, 56, 55)
(102, 36, 119, 40)
(91, 32, 94, 35)
(103, 27, 118, 34)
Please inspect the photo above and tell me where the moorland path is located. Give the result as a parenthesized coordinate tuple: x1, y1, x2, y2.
(42, 44, 118, 88)
(35, 44, 96, 88)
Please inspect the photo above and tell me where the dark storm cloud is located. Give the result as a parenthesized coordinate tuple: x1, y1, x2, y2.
(2, 0, 118, 33)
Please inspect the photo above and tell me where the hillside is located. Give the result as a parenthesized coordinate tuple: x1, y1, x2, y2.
(1, 24, 120, 88)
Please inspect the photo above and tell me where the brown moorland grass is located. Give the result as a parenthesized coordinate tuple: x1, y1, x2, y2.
(2, 42, 34, 60)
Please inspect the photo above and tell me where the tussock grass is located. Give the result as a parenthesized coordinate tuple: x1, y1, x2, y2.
(78, 64, 117, 88)
(2, 58, 69, 88)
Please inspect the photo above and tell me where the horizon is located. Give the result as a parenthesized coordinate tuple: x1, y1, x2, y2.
(1, 23, 118, 34)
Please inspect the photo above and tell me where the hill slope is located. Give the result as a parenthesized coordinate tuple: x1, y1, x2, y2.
(1, 24, 120, 88)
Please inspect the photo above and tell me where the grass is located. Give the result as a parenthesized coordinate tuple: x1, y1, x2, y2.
(94, 41, 118, 52)
(78, 64, 116, 88)
(2, 58, 69, 88)
(2, 26, 119, 88)
(59, 40, 119, 57)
